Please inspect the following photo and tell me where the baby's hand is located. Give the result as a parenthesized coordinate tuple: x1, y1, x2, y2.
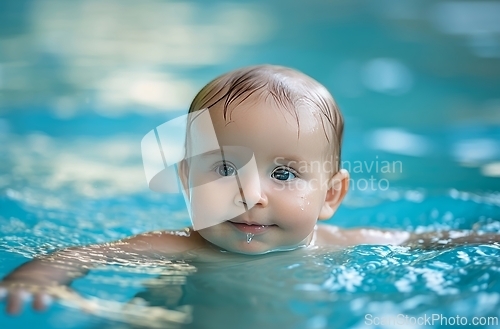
(0, 281, 78, 315)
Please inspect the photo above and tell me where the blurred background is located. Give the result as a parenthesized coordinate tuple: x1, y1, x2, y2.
(0, 0, 499, 236)
(1, 1, 500, 328)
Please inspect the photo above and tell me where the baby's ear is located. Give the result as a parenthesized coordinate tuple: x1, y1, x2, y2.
(318, 169, 349, 220)
(177, 160, 190, 197)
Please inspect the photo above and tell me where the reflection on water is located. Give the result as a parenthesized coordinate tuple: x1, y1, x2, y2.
(0, 0, 273, 115)
(3, 132, 145, 198)
(430, 1, 500, 58)
(368, 128, 430, 157)
(63, 244, 500, 329)
(361, 58, 413, 95)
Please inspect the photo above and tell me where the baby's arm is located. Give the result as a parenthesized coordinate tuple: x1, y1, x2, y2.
(1, 246, 93, 314)
(317, 225, 411, 246)
(1, 230, 202, 314)
(404, 230, 500, 249)
(318, 225, 500, 248)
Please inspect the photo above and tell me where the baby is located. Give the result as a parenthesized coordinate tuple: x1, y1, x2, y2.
(1, 65, 498, 314)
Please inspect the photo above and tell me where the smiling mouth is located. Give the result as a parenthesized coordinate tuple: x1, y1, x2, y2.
(228, 221, 277, 234)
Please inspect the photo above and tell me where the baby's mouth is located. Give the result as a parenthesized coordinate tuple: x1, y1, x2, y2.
(228, 221, 277, 234)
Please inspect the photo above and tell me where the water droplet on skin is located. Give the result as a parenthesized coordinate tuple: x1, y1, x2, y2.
(246, 233, 254, 243)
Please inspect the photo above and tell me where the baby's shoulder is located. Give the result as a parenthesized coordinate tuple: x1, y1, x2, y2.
(314, 224, 410, 246)
(119, 228, 208, 255)
(315, 224, 351, 246)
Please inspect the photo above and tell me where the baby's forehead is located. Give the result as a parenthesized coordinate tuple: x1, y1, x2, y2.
(212, 95, 330, 132)
(186, 101, 334, 158)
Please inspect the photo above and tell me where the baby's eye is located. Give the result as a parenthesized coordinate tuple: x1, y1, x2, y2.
(215, 162, 237, 177)
(271, 167, 297, 181)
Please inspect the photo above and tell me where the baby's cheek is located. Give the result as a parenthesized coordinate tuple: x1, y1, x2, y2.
(280, 191, 319, 220)
(189, 179, 243, 230)
(273, 180, 324, 215)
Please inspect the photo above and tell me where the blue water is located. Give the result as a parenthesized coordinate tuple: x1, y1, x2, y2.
(1, 0, 500, 328)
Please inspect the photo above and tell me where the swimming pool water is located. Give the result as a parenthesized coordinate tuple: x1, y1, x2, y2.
(1, 183, 499, 328)
(1, 0, 500, 328)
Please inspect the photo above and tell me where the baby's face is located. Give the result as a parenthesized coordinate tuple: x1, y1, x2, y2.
(183, 98, 339, 254)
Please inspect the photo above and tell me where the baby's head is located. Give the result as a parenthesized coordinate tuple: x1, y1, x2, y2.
(189, 65, 344, 166)
(179, 65, 349, 254)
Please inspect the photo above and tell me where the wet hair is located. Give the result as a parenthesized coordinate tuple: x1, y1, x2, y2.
(188, 64, 344, 171)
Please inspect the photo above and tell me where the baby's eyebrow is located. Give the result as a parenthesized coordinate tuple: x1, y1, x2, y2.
(197, 149, 252, 164)
(198, 149, 223, 158)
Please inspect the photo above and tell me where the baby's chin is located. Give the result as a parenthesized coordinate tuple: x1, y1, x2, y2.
(198, 227, 312, 255)
(214, 240, 271, 255)
(216, 239, 308, 255)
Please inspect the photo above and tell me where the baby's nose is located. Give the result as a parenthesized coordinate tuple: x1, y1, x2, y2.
(232, 159, 267, 209)
(235, 181, 268, 209)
